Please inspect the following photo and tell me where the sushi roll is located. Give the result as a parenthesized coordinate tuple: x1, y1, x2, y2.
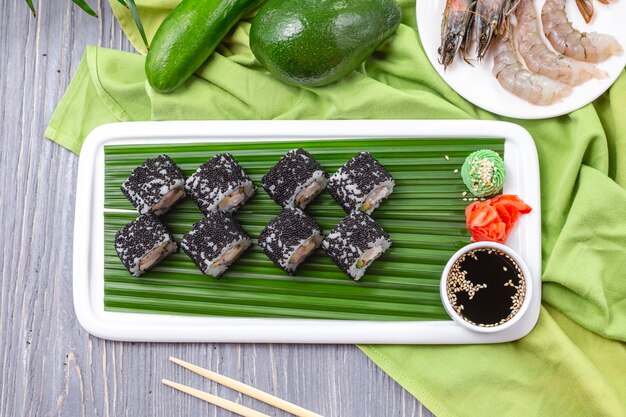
(185, 153, 255, 215)
(323, 213, 391, 281)
(114, 214, 178, 277)
(258, 207, 323, 274)
(327, 152, 395, 214)
(181, 211, 251, 277)
(121, 154, 186, 215)
(261, 148, 328, 208)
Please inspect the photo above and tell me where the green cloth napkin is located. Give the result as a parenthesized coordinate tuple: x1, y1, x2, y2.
(46, 1, 626, 416)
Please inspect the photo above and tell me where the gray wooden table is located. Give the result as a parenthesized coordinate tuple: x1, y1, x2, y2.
(0, 2, 435, 416)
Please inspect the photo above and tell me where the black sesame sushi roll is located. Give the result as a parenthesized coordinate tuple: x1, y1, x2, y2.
(185, 153, 255, 215)
(261, 148, 328, 209)
(323, 213, 391, 281)
(181, 211, 251, 278)
(121, 154, 186, 215)
(327, 152, 395, 214)
(115, 214, 178, 277)
(258, 207, 323, 274)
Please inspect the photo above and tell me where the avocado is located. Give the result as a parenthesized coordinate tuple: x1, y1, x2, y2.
(250, 0, 402, 87)
(146, 0, 265, 93)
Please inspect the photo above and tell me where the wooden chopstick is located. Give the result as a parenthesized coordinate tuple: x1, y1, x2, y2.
(168, 356, 324, 417)
(162, 378, 270, 417)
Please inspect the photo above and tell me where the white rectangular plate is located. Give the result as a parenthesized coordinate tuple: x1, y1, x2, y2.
(74, 120, 541, 343)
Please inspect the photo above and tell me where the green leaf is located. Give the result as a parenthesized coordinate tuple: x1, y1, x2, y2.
(103, 138, 505, 321)
(124, 0, 150, 50)
(25, 0, 36, 16)
(71, 0, 98, 17)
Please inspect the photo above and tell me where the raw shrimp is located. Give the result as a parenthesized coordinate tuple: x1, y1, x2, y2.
(542, 0, 622, 63)
(439, 0, 475, 69)
(475, 0, 519, 58)
(492, 36, 571, 105)
(514, 0, 606, 86)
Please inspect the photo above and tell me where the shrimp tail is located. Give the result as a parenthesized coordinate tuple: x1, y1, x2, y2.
(576, 0, 594, 23)
(461, 5, 477, 56)
(477, 16, 498, 59)
(439, 0, 476, 69)
(476, 0, 519, 60)
(438, 33, 464, 69)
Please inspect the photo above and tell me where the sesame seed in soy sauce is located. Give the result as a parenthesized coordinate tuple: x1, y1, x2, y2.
(446, 248, 526, 328)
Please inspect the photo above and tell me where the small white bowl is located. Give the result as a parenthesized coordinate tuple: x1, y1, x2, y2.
(440, 242, 533, 333)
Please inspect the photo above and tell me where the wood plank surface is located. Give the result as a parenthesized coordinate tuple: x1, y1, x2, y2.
(0, 1, 435, 416)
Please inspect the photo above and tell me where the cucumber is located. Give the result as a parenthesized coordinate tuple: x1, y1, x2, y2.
(146, 0, 264, 93)
(250, 0, 402, 87)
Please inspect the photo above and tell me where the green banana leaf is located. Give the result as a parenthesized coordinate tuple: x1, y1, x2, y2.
(103, 138, 504, 320)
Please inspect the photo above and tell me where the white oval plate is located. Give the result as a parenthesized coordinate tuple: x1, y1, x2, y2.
(416, 0, 626, 119)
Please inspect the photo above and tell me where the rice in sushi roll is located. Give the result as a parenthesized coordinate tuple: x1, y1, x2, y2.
(115, 214, 178, 277)
(258, 207, 323, 274)
(181, 211, 251, 277)
(261, 148, 328, 208)
(327, 152, 394, 214)
(323, 213, 391, 281)
(185, 153, 255, 215)
(121, 154, 186, 215)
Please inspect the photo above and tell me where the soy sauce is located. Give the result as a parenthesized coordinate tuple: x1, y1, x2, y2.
(446, 248, 525, 327)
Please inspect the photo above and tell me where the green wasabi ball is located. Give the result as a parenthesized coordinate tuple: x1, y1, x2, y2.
(461, 149, 506, 197)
